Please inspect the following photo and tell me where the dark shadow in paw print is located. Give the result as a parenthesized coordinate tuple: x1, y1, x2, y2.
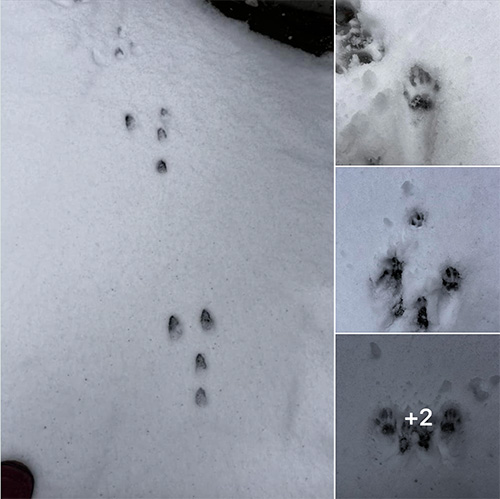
(409, 210, 425, 227)
(442, 266, 461, 291)
(195, 387, 208, 407)
(392, 296, 405, 318)
(156, 160, 167, 173)
(200, 309, 214, 331)
(336, 1, 358, 28)
(399, 420, 412, 453)
(416, 296, 428, 330)
(375, 407, 397, 435)
(440, 406, 462, 434)
(378, 256, 404, 291)
(125, 114, 136, 131)
(168, 315, 182, 340)
(196, 353, 207, 371)
(414, 425, 433, 450)
(157, 128, 167, 141)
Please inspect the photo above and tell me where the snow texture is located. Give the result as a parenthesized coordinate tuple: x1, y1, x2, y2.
(336, 167, 500, 332)
(1, 0, 333, 497)
(336, 335, 500, 499)
(336, 0, 500, 165)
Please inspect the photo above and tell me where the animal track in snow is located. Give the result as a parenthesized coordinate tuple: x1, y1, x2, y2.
(416, 296, 429, 331)
(337, 63, 442, 165)
(168, 311, 215, 407)
(157, 128, 167, 142)
(200, 309, 214, 331)
(440, 406, 462, 434)
(375, 407, 397, 436)
(156, 160, 167, 174)
(125, 114, 136, 131)
(408, 210, 425, 227)
(404, 65, 440, 111)
(371, 198, 467, 331)
(442, 266, 461, 291)
(195, 353, 207, 371)
(398, 420, 412, 454)
(336, 0, 384, 74)
(168, 315, 183, 340)
(195, 387, 208, 407)
(371, 401, 465, 460)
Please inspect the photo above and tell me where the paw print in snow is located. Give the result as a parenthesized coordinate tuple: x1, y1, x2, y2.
(442, 266, 461, 291)
(375, 407, 397, 436)
(404, 65, 440, 111)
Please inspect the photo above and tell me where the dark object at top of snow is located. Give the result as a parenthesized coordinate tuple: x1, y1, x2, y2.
(336, 1, 357, 27)
(207, 0, 333, 57)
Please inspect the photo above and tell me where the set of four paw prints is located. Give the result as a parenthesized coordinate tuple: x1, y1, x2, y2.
(376, 210, 462, 331)
(168, 309, 214, 407)
(125, 108, 169, 174)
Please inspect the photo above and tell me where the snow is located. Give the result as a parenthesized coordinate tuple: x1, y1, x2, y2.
(1, 0, 333, 497)
(336, 167, 500, 332)
(336, 0, 500, 165)
(336, 334, 500, 499)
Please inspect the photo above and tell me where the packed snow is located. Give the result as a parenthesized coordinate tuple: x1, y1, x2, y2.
(336, 334, 500, 499)
(336, 0, 500, 165)
(336, 167, 500, 332)
(1, 0, 333, 497)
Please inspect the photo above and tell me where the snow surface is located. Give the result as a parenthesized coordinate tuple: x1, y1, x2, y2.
(1, 0, 333, 497)
(336, 334, 500, 499)
(336, 0, 500, 165)
(336, 167, 500, 332)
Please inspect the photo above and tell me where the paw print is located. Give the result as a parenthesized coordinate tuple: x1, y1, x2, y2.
(375, 407, 397, 435)
(403, 65, 440, 111)
(442, 266, 461, 291)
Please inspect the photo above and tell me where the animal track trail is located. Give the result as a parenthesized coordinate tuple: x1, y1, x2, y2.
(123, 107, 171, 174)
(168, 309, 216, 408)
(371, 205, 464, 331)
